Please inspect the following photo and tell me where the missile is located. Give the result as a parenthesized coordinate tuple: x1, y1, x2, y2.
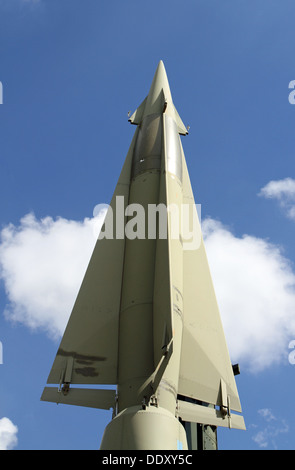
(41, 61, 245, 450)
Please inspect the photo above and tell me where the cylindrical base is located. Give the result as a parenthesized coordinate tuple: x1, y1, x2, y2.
(100, 405, 188, 450)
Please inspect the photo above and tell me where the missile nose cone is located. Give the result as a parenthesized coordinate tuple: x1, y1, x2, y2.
(150, 60, 171, 97)
(144, 60, 173, 117)
(129, 61, 188, 135)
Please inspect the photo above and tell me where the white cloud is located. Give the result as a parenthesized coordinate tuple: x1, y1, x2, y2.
(258, 408, 276, 422)
(252, 408, 289, 449)
(203, 218, 295, 372)
(0, 417, 18, 450)
(1, 212, 295, 373)
(252, 429, 269, 448)
(0, 212, 104, 339)
(259, 177, 295, 220)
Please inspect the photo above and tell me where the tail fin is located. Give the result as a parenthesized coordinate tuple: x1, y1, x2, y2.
(45, 131, 137, 387)
(178, 147, 242, 414)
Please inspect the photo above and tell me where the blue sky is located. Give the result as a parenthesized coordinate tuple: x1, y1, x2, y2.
(1, 0, 295, 449)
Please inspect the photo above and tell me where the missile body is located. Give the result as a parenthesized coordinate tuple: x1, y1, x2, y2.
(41, 61, 245, 450)
(102, 62, 187, 449)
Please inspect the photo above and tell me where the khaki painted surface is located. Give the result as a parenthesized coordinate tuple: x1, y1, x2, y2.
(42, 60, 244, 437)
(45, 129, 138, 386)
(179, 147, 242, 413)
(100, 405, 188, 450)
